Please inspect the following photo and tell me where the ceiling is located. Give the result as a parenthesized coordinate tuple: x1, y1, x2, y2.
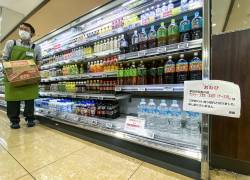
(0, 0, 44, 15)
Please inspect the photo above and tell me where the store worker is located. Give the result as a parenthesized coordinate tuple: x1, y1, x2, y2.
(2, 23, 41, 129)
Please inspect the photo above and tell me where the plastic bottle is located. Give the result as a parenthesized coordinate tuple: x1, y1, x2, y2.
(157, 22, 167, 47)
(130, 62, 137, 85)
(145, 8, 150, 25)
(157, 60, 164, 84)
(141, 10, 146, 25)
(169, 100, 182, 134)
(139, 28, 148, 50)
(149, 61, 157, 84)
(137, 99, 147, 118)
(146, 99, 157, 129)
(155, 4, 162, 20)
(176, 54, 188, 83)
(179, 16, 191, 42)
(120, 34, 129, 54)
(117, 63, 124, 85)
(137, 60, 147, 85)
(186, 112, 201, 135)
(157, 99, 169, 130)
(131, 30, 139, 52)
(149, 6, 156, 23)
(161, 2, 167, 18)
(168, 19, 180, 44)
(189, 52, 202, 80)
(191, 12, 203, 40)
(148, 25, 157, 48)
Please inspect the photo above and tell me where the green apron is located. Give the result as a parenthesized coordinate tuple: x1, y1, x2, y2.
(4, 44, 39, 101)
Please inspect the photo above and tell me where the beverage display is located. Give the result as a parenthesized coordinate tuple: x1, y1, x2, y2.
(157, 22, 167, 47)
(164, 56, 176, 84)
(139, 28, 148, 50)
(179, 16, 191, 42)
(148, 25, 157, 48)
(176, 54, 188, 83)
(191, 11, 203, 40)
(168, 19, 180, 44)
(189, 52, 202, 80)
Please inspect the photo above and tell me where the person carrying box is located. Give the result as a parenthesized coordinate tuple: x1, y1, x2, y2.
(2, 23, 41, 129)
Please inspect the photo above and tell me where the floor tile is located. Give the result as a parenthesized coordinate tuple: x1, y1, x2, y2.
(32, 145, 142, 180)
(130, 162, 192, 180)
(17, 175, 35, 180)
(210, 170, 237, 180)
(8, 132, 87, 172)
(0, 125, 58, 149)
(0, 145, 28, 180)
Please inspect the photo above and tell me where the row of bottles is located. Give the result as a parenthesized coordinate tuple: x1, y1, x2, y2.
(94, 36, 121, 53)
(120, 12, 203, 53)
(137, 98, 201, 135)
(88, 56, 118, 73)
(117, 52, 202, 85)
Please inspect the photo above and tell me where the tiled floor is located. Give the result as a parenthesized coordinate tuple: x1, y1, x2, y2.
(0, 110, 249, 180)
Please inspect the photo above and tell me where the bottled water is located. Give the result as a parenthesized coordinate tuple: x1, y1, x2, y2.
(146, 99, 157, 129)
(186, 112, 201, 135)
(181, 0, 189, 12)
(157, 100, 169, 131)
(137, 99, 147, 119)
(169, 100, 182, 134)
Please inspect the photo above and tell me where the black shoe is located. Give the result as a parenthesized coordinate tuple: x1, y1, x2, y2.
(27, 120, 35, 127)
(10, 123, 20, 129)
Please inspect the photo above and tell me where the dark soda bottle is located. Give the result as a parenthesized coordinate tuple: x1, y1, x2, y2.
(148, 25, 157, 48)
(179, 16, 191, 42)
(189, 52, 202, 80)
(176, 54, 189, 83)
(168, 19, 180, 44)
(164, 56, 176, 84)
(191, 12, 203, 40)
(120, 34, 129, 54)
(131, 30, 139, 52)
(149, 61, 157, 84)
(157, 60, 165, 84)
(157, 22, 167, 47)
(139, 27, 148, 50)
(137, 61, 147, 85)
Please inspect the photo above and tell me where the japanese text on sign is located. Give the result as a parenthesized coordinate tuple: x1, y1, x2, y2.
(183, 80, 241, 118)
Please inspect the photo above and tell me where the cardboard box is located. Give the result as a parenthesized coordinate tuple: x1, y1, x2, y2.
(3, 60, 41, 87)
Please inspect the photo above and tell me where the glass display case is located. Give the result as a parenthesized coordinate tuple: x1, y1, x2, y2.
(0, 0, 211, 179)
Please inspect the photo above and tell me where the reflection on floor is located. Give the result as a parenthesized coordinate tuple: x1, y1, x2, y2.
(0, 110, 249, 180)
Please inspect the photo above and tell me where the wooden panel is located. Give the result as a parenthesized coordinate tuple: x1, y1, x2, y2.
(211, 29, 250, 162)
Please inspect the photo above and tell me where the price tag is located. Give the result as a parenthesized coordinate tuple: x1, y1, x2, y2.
(115, 87, 122, 92)
(178, 42, 189, 49)
(85, 95, 90, 99)
(163, 87, 174, 92)
(138, 50, 146, 57)
(102, 73, 107, 78)
(105, 122, 113, 129)
(138, 87, 146, 91)
(157, 46, 166, 53)
(98, 96, 104, 100)
(118, 54, 126, 60)
(92, 120, 98, 126)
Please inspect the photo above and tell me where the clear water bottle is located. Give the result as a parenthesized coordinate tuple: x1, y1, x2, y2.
(146, 99, 157, 129)
(137, 98, 147, 119)
(181, 0, 189, 12)
(157, 99, 169, 131)
(169, 100, 182, 134)
(186, 112, 201, 135)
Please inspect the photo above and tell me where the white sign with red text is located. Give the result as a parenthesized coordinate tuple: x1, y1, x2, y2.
(183, 80, 241, 118)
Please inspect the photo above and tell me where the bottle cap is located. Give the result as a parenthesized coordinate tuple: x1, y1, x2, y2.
(183, 16, 188, 20)
(180, 54, 184, 58)
(195, 11, 199, 17)
(168, 55, 172, 59)
(142, 27, 145, 31)
(171, 19, 175, 23)
(194, 52, 198, 56)
(161, 22, 165, 26)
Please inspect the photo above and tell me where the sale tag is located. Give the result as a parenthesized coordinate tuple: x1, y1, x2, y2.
(183, 80, 241, 118)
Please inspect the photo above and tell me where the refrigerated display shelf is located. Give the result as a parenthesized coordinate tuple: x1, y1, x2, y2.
(115, 84, 184, 92)
(39, 91, 130, 100)
(118, 39, 202, 61)
(40, 49, 120, 70)
(40, 2, 202, 58)
(41, 71, 117, 83)
(35, 107, 201, 161)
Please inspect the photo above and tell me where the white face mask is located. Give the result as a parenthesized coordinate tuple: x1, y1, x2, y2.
(19, 30, 31, 40)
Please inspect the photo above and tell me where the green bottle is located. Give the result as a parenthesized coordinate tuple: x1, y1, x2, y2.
(168, 19, 180, 44)
(157, 22, 167, 47)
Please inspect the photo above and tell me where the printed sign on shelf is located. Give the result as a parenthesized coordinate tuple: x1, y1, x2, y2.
(183, 80, 241, 118)
(125, 116, 154, 139)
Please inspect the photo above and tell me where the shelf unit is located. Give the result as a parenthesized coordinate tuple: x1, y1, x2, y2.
(27, 0, 211, 179)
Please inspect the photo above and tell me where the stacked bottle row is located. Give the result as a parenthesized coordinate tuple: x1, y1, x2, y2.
(48, 79, 117, 94)
(120, 12, 203, 54)
(94, 36, 121, 53)
(117, 52, 202, 85)
(88, 56, 118, 73)
(137, 99, 201, 135)
(35, 98, 120, 119)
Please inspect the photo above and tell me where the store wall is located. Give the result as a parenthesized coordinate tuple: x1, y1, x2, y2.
(1, 0, 110, 49)
(211, 29, 250, 175)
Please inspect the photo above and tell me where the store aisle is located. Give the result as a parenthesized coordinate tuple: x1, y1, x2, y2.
(0, 110, 249, 180)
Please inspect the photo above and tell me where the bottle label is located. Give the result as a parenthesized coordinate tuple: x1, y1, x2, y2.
(192, 18, 202, 29)
(165, 64, 176, 73)
(117, 70, 124, 77)
(157, 29, 167, 38)
(157, 67, 164, 75)
(149, 68, 157, 76)
(176, 62, 188, 72)
(168, 25, 179, 36)
(137, 68, 147, 76)
(179, 21, 191, 32)
(189, 61, 202, 71)
(131, 69, 137, 77)
(121, 40, 128, 48)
